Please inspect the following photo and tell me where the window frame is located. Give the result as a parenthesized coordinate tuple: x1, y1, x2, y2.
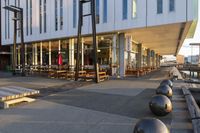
(73, 0, 77, 28)
(122, 0, 128, 20)
(169, 0, 175, 12)
(132, 0, 137, 19)
(103, 0, 107, 23)
(157, 0, 163, 14)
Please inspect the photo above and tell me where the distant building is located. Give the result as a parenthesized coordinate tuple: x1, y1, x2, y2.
(176, 55, 185, 64)
(186, 55, 199, 64)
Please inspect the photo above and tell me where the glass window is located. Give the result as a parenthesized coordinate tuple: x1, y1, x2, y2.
(51, 41, 59, 66)
(132, 0, 137, 18)
(8, 0, 10, 39)
(26, 0, 29, 36)
(73, 0, 77, 28)
(55, 0, 58, 31)
(60, 0, 63, 30)
(157, 0, 163, 14)
(169, 0, 175, 12)
(4, 0, 7, 39)
(44, 0, 47, 32)
(96, 0, 100, 24)
(27, 44, 33, 65)
(39, 0, 42, 33)
(30, 0, 32, 35)
(103, 0, 107, 23)
(18, 0, 20, 7)
(122, 0, 128, 20)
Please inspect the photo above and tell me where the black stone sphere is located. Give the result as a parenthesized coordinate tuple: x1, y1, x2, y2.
(156, 85, 173, 98)
(149, 95, 172, 116)
(133, 118, 170, 133)
(160, 80, 173, 88)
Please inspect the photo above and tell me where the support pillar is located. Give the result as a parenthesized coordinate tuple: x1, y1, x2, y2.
(137, 43, 142, 69)
(32, 44, 35, 65)
(35, 44, 38, 65)
(40, 42, 43, 66)
(58, 40, 61, 54)
(17, 45, 20, 69)
(49, 41, 52, 67)
(25, 44, 27, 66)
(126, 35, 132, 69)
(156, 54, 158, 68)
(152, 50, 155, 68)
(81, 38, 84, 70)
(112, 34, 117, 76)
(119, 33, 125, 78)
(69, 39, 75, 71)
(158, 55, 161, 67)
(147, 48, 151, 67)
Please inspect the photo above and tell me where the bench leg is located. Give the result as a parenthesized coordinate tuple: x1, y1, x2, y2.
(0, 97, 36, 109)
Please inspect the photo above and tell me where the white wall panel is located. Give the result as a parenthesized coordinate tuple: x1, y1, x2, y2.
(1, 0, 197, 45)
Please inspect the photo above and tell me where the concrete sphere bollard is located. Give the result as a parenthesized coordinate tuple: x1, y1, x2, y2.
(149, 95, 172, 116)
(160, 80, 173, 89)
(133, 118, 170, 133)
(156, 85, 173, 98)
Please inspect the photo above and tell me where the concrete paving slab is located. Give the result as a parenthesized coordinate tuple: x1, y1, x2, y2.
(77, 80, 157, 97)
(0, 67, 190, 133)
(0, 100, 136, 133)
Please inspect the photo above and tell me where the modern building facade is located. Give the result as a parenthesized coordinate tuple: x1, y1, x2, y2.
(1, 0, 198, 77)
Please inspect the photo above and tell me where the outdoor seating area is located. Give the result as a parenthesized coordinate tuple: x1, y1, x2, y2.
(15, 64, 110, 82)
(126, 67, 159, 77)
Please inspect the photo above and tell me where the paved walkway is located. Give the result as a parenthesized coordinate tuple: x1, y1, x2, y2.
(0, 68, 193, 133)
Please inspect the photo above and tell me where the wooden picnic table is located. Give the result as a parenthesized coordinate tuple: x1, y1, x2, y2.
(48, 70, 67, 78)
(86, 71, 109, 81)
(0, 86, 39, 109)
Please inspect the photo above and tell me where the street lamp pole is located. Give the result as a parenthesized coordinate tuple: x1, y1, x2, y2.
(19, 10, 25, 76)
(13, 12, 17, 75)
(3, 5, 25, 76)
(75, 0, 99, 83)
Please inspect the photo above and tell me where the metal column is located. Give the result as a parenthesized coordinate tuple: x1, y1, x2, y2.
(13, 12, 17, 75)
(75, 0, 99, 83)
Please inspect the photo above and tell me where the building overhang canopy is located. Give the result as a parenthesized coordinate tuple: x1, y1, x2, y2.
(126, 22, 193, 56)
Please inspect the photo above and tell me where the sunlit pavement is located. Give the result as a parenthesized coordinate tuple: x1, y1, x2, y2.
(0, 68, 193, 133)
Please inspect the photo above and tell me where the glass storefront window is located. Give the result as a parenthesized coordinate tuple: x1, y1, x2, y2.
(51, 41, 59, 66)
(42, 42, 49, 66)
(126, 42, 137, 69)
(60, 40, 69, 65)
(26, 44, 32, 65)
(142, 48, 147, 67)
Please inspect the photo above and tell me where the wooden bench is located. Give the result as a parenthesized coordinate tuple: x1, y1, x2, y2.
(99, 72, 109, 81)
(126, 69, 140, 77)
(81, 71, 109, 82)
(182, 87, 200, 133)
(78, 71, 87, 78)
(0, 86, 40, 109)
(65, 71, 75, 80)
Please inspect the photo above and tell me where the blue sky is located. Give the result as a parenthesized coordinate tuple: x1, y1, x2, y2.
(179, 2, 200, 57)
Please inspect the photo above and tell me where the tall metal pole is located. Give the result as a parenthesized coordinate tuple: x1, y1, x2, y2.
(0, 0, 1, 48)
(13, 12, 17, 75)
(91, 0, 99, 83)
(75, 1, 83, 81)
(20, 9, 25, 76)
